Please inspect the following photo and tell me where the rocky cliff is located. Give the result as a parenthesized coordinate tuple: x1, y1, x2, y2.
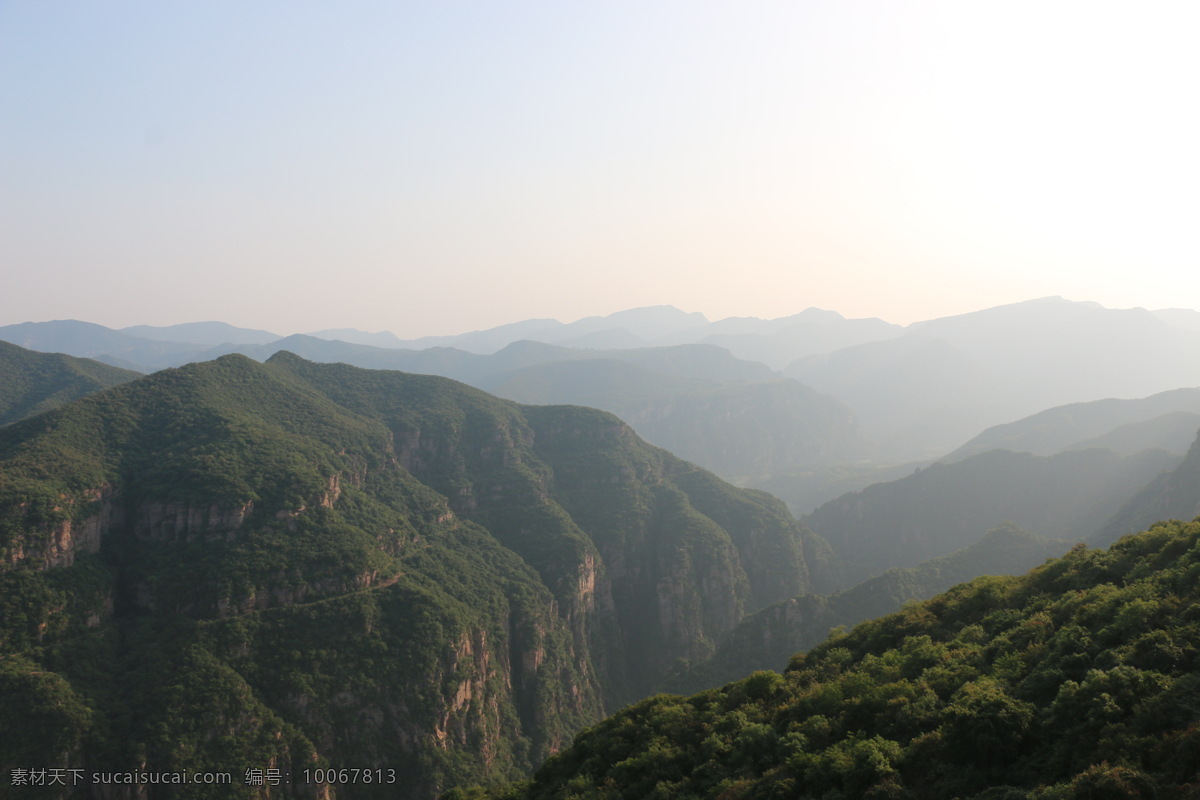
(0, 352, 836, 799)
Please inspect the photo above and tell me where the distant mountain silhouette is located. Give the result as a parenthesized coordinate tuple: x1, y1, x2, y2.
(120, 321, 280, 346)
(303, 305, 898, 367)
(944, 387, 1200, 461)
(0, 319, 206, 370)
(1096, 427, 1200, 545)
(803, 444, 1181, 586)
(788, 297, 1200, 460)
(478, 358, 862, 476)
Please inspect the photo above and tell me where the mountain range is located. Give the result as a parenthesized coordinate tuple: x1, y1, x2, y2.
(6, 298, 1200, 798)
(6, 297, 1200, 476)
(787, 297, 1200, 459)
(0, 351, 839, 798)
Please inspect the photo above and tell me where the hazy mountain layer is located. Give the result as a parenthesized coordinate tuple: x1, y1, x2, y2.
(0, 341, 141, 426)
(788, 297, 1200, 460)
(803, 445, 1181, 586)
(301, 305, 899, 367)
(1067, 410, 1200, 455)
(476, 519, 1200, 799)
(478, 359, 862, 477)
(1096, 428, 1200, 546)
(120, 321, 281, 346)
(662, 308, 902, 370)
(212, 338, 774, 386)
(945, 387, 1200, 462)
(0, 320, 208, 371)
(742, 461, 927, 516)
(0, 353, 834, 798)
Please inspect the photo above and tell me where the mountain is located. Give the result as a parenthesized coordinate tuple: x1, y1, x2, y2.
(305, 308, 707, 355)
(945, 387, 1200, 462)
(741, 461, 927, 516)
(789, 334, 1006, 460)
(0, 353, 835, 798)
(195, 332, 407, 367)
(384, 319, 562, 354)
(302, 327, 413, 348)
(1153, 307, 1200, 331)
(788, 297, 1200, 460)
(302, 306, 898, 367)
(802, 445, 1181, 586)
(533, 306, 708, 346)
(1096, 428, 1200, 546)
(199, 337, 775, 387)
(670, 308, 902, 370)
(667, 523, 1070, 693)
(1066, 411, 1200, 455)
(477, 519, 1200, 799)
(120, 321, 281, 346)
(0, 341, 141, 426)
(479, 360, 861, 477)
(0, 320, 209, 371)
(176, 338, 851, 480)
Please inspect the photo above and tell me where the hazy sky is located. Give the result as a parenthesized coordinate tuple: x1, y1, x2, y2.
(3, 1, 1198, 335)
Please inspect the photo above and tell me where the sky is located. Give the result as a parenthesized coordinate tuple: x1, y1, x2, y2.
(3, 1, 1199, 336)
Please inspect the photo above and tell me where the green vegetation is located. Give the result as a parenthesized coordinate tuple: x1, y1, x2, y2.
(0, 352, 833, 798)
(0, 340, 140, 426)
(478, 519, 1200, 799)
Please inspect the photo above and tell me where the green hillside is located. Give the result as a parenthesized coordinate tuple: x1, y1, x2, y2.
(0, 352, 834, 798)
(0, 340, 141, 426)
(478, 519, 1200, 799)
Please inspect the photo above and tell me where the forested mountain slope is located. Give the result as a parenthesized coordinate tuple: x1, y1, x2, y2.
(0, 353, 834, 799)
(0, 340, 141, 426)
(479, 519, 1200, 799)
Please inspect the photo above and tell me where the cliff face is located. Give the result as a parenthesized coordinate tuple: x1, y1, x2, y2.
(0, 485, 115, 570)
(0, 352, 831, 799)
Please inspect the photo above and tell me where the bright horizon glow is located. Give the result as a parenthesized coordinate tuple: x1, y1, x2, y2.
(3, 1, 1198, 336)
